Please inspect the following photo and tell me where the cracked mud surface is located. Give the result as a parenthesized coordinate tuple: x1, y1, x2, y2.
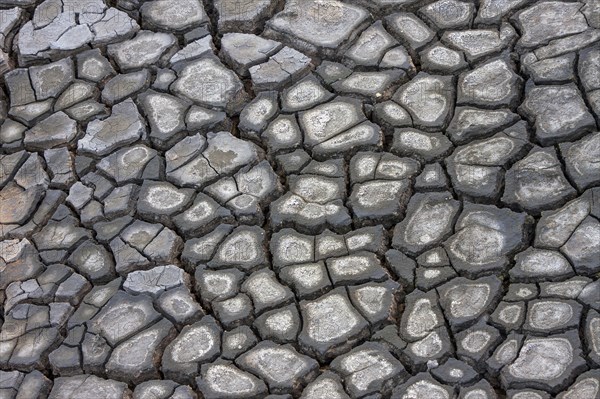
(0, 0, 599, 398)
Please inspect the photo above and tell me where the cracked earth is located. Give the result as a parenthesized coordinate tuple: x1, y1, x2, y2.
(0, 0, 599, 398)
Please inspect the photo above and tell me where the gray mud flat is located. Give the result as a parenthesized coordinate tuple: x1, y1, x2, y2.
(0, 0, 599, 398)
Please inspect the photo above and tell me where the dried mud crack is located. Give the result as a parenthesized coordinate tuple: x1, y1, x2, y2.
(0, 0, 599, 398)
